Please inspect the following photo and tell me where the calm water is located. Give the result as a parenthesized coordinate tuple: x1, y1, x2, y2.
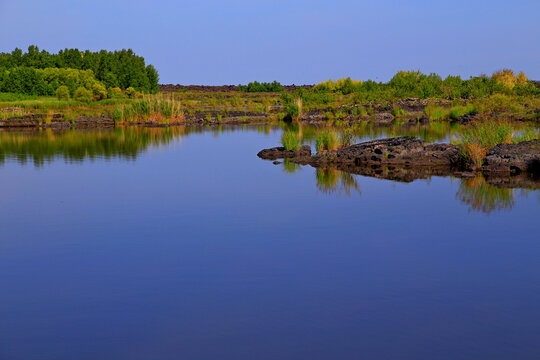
(1, 126, 539, 360)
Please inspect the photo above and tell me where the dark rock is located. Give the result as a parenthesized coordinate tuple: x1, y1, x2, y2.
(370, 112, 394, 125)
(308, 136, 462, 168)
(453, 111, 478, 125)
(272, 161, 282, 165)
(482, 140, 540, 176)
(257, 145, 311, 160)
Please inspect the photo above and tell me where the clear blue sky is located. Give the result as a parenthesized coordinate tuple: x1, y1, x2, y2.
(0, 0, 538, 84)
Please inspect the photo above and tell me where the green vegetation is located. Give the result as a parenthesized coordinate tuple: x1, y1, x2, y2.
(281, 130, 301, 150)
(457, 176, 514, 214)
(391, 105, 406, 117)
(312, 70, 538, 99)
(55, 85, 70, 100)
(114, 96, 184, 124)
(74, 87, 93, 103)
(0, 45, 159, 93)
(315, 168, 361, 196)
(316, 129, 339, 152)
(453, 121, 514, 167)
(314, 78, 362, 94)
(238, 81, 283, 92)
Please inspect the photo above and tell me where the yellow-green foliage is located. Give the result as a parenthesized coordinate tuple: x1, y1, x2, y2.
(491, 69, 528, 89)
(55, 85, 70, 100)
(516, 71, 528, 86)
(92, 83, 107, 100)
(314, 78, 361, 94)
(74, 87, 93, 103)
(479, 94, 524, 113)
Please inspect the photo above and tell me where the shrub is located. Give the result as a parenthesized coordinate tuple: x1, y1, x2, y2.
(314, 78, 362, 94)
(108, 87, 126, 99)
(238, 81, 283, 92)
(492, 69, 517, 89)
(516, 71, 528, 86)
(281, 131, 301, 150)
(55, 85, 70, 100)
(74, 86, 93, 102)
(92, 83, 107, 100)
(125, 87, 137, 98)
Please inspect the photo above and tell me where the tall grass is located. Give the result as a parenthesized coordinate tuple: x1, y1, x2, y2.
(116, 96, 184, 124)
(454, 121, 514, 167)
(316, 129, 339, 152)
(280, 130, 301, 150)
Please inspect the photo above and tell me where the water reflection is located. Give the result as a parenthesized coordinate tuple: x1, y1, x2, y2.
(0, 125, 274, 166)
(315, 168, 361, 196)
(456, 176, 515, 214)
(281, 121, 459, 144)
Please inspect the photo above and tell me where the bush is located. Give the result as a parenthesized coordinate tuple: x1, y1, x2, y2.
(314, 78, 362, 94)
(238, 81, 283, 92)
(92, 83, 107, 100)
(125, 87, 137, 98)
(492, 69, 517, 89)
(281, 131, 301, 150)
(74, 86, 93, 102)
(55, 85, 70, 100)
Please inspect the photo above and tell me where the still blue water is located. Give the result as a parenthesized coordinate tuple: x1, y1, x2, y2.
(0, 127, 539, 360)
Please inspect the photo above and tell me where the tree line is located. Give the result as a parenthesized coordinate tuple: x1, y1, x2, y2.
(0, 45, 159, 96)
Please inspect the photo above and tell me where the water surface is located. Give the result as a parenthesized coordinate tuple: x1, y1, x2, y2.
(1, 126, 539, 360)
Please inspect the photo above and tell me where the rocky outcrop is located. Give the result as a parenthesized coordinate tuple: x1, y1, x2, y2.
(308, 136, 462, 168)
(257, 145, 311, 160)
(482, 140, 540, 176)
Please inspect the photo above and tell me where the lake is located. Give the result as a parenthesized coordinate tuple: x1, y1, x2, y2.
(1, 126, 539, 360)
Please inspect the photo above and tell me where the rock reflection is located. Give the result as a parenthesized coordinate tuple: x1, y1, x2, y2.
(315, 168, 361, 196)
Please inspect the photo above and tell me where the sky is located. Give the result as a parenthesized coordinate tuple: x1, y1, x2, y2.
(0, 0, 538, 85)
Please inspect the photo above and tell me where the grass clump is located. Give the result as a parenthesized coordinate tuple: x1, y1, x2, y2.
(455, 121, 514, 167)
(448, 104, 476, 120)
(284, 98, 302, 121)
(281, 131, 301, 150)
(424, 105, 448, 120)
(391, 105, 406, 117)
(316, 129, 339, 152)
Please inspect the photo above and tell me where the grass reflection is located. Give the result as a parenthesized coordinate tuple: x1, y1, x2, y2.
(456, 176, 514, 214)
(315, 168, 361, 196)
